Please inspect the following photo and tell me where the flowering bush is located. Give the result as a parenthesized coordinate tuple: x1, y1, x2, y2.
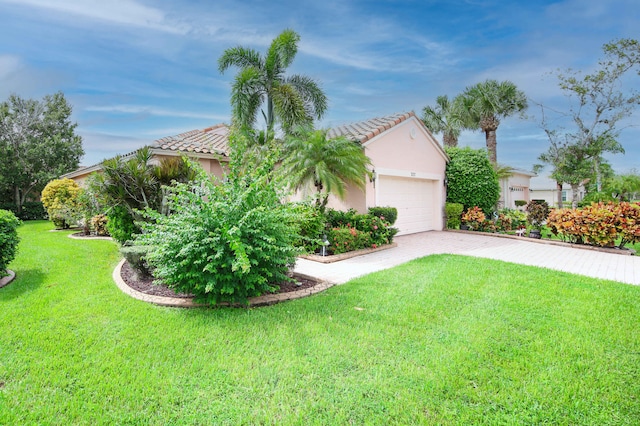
(328, 226, 372, 254)
(324, 208, 398, 253)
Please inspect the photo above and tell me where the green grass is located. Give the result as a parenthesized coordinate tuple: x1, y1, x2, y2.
(1, 221, 640, 424)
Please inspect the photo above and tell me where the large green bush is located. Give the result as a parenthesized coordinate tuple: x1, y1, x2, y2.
(106, 206, 138, 244)
(41, 178, 81, 229)
(289, 203, 326, 253)
(0, 209, 21, 277)
(445, 147, 500, 214)
(136, 160, 300, 305)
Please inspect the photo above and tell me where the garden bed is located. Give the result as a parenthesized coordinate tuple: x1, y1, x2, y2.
(113, 259, 333, 308)
(299, 242, 397, 263)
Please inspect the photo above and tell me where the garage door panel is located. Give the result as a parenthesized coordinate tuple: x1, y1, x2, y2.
(378, 176, 436, 235)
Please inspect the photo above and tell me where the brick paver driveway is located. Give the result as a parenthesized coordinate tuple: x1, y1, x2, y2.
(294, 231, 640, 285)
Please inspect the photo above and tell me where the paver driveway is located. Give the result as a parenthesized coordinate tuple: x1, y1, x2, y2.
(294, 231, 640, 286)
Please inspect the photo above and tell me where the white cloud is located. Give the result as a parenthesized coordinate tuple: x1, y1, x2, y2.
(85, 105, 229, 121)
(0, 0, 189, 34)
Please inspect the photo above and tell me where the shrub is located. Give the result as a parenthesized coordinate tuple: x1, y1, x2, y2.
(120, 245, 151, 279)
(514, 200, 527, 208)
(445, 202, 464, 229)
(135, 159, 300, 306)
(0, 209, 21, 277)
(91, 214, 109, 236)
(368, 206, 398, 226)
(328, 226, 371, 255)
(499, 208, 527, 230)
(356, 214, 397, 246)
(461, 206, 486, 231)
(290, 203, 326, 253)
(325, 208, 359, 228)
(106, 206, 139, 244)
(496, 213, 513, 232)
(547, 202, 640, 248)
(525, 200, 550, 230)
(445, 147, 500, 213)
(41, 178, 81, 229)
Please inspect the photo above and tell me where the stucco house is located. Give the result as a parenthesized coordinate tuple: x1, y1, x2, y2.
(498, 169, 536, 209)
(529, 175, 586, 207)
(63, 112, 448, 235)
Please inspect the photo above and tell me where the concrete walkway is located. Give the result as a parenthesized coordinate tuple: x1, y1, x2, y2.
(294, 231, 640, 286)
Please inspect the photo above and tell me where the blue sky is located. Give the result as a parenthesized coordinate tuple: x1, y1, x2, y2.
(1, 0, 638, 174)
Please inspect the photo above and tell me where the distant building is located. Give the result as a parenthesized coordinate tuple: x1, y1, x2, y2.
(529, 176, 586, 207)
(498, 169, 536, 210)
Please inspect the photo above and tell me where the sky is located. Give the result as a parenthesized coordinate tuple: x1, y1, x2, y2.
(0, 0, 638, 175)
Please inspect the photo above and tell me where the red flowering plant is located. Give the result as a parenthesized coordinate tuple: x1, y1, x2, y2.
(461, 206, 486, 231)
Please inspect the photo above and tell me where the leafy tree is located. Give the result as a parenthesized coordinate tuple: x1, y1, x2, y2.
(280, 126, 372, 212)
(445, 147, 500, 214)
(421, 95, 469, 147)
(551, 38, 640, 191)
(461, 80, 528, 165)
(218, 29, 328, 135)
(0, 93, 83, 214)
(604, 171, 640, 201)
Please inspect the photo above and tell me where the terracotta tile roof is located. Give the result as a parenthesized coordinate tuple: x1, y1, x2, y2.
(327, 111, 416, 144)
(152, 123, 230, 156)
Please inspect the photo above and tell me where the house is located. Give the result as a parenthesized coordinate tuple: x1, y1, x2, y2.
(529, 175, 586, 207)
(63, 112, 448, 235)
(498, 169, 536, 210)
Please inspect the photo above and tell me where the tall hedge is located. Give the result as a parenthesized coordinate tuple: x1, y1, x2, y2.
(0, 209, 21, 277)
(445, 147, 500, 214)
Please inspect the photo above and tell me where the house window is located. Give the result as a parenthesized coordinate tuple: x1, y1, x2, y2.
(561, 190, 567, 202)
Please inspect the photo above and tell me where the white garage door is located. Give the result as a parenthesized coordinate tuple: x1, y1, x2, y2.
(377, 175, 436, 235)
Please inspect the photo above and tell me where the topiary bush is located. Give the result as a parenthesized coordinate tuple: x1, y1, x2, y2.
(120, 245, 151, 279)
(368, 206, 398, 226)
(445, 147, 500, 214)
(445, 202, 464, 229)
(41, 178, 81, 229)
(0, 209, 21, 277)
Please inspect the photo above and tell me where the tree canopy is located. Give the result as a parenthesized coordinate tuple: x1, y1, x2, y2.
(461, 80, 528, 165)
(0, 92, 83, 213)
(218, 29, 328, 136)
(421, 95, 469, 147)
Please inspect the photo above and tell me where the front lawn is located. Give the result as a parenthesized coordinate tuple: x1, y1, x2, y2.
(1, 221, 639, 424)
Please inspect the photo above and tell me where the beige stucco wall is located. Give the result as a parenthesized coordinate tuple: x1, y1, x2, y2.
(499, 172, 533, 209)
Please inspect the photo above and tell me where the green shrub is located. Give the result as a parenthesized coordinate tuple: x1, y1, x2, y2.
(90, 214, 109, 236)
(135, 160, 299, 306)
(445, 147, 500, 214)
(356, 214, 397, 246)
(325, 208, 397, 250)
(106, 206, 139, 244)
(514, 200, 527, 208)
(368, 206, 398, 226)
(0, 209, 21, 277)
(445, 202, 464, 229)
(325, 208, 359, 228)
(290, 203, 326, 253)
(120, 245, 151, 279)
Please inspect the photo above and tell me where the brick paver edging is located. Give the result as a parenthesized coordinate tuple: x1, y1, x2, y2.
(113, 259, 335, 308)
(0, 269, 16, 289)
(300, 243, 398, 263)
(447, 229, 635, 256)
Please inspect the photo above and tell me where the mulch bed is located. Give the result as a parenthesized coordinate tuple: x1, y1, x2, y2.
(120, 261, 318, 299)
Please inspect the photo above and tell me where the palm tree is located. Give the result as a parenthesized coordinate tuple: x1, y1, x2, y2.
(421, 94, 468, 147)
(462, 80, 528, 165)
(218, 29, 328, 135)
(280, 127, 372, 212)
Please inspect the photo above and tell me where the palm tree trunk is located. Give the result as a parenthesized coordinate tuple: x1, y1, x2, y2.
(443, 133, 457, 148)
(485, 128, 497, 165)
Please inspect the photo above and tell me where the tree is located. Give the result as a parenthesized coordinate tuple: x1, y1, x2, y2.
(280, 126, 372, 212)
(218, 29, 328, 135)
(421, 95, 468, 147)
(0, 92, 83, 214)
(553, 38, 640, 191)
(41, 178, 81, 229)
(461, 79, 528, 165)
(445, 147, 500, 214)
